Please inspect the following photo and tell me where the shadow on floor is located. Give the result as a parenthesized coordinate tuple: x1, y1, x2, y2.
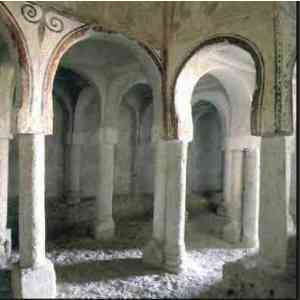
(55, 257, 163, 284)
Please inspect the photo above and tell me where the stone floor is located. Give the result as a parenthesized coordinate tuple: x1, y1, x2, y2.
(1, 209, 297, 299)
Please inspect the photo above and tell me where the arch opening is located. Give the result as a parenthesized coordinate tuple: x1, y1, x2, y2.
(173, 38, 262, 250)
(43, 31, 161, 249)
(173, 36, 264, 141)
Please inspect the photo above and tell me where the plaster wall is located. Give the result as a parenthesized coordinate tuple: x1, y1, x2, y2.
(41, 1, 163, 49)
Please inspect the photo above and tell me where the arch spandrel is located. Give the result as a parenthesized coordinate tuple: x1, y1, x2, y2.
(0, 2, 31, 137)
(1, 1, 87, 134)
(0, 55, 15, 138)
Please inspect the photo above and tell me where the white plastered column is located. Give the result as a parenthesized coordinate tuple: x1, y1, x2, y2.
(164, 140, 189, 273)
(0, 137, 12, 268)
(259, 137, 288, 269)
(66, 86, 96, 204)
(143, 140, 167, 267)
(285, 137, 296, 236)
(222, 146, 244, 243)
(65, 139, 82, 204)
(285, 135, 296, 259)
(11, 134, 56, 298)
(94, 127, 118, 241)
(242, 148, 260, 248)
(144, 139, 189, 273)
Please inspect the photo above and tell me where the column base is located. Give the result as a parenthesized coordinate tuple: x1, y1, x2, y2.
(0, 229, 11, 269)
(11, 258, 56, 299)
(94, 218, 115, 241)
(164, 245, 187, 274)
(222, 255, 295, 299)
(143, 238, 164, 268)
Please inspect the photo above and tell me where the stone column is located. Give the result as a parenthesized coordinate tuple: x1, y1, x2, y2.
(242, 148, 260, 248)
(94, 128, 117, 241)
(285, 137, 296, 258)
(186, 143, 193, 195)
(11, 134, 56, 298)
(0, 138, 11, 268)
(143, 141, 167, 267)
(259, 137, 287, 269)
(164, 140, 188, 273)
(66, 143, 82, 204)
(285, 138, 296, 235)
(222, 148, 244, 244)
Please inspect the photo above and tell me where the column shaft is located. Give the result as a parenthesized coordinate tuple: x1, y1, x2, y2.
(12, 134, 56, 298)
(67, 143, 81, 203)
(223, 148, 244, 243)
(18, 134, 46, 268)
(164, 141, 188, 273)
(0, 138, 10, 262)
(94, 142, 115, 240)
(143, 141, 166, 267)
(242, 148, 260, 248)
(285, 138, 296, 235)
(259, 137, 287, 268)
